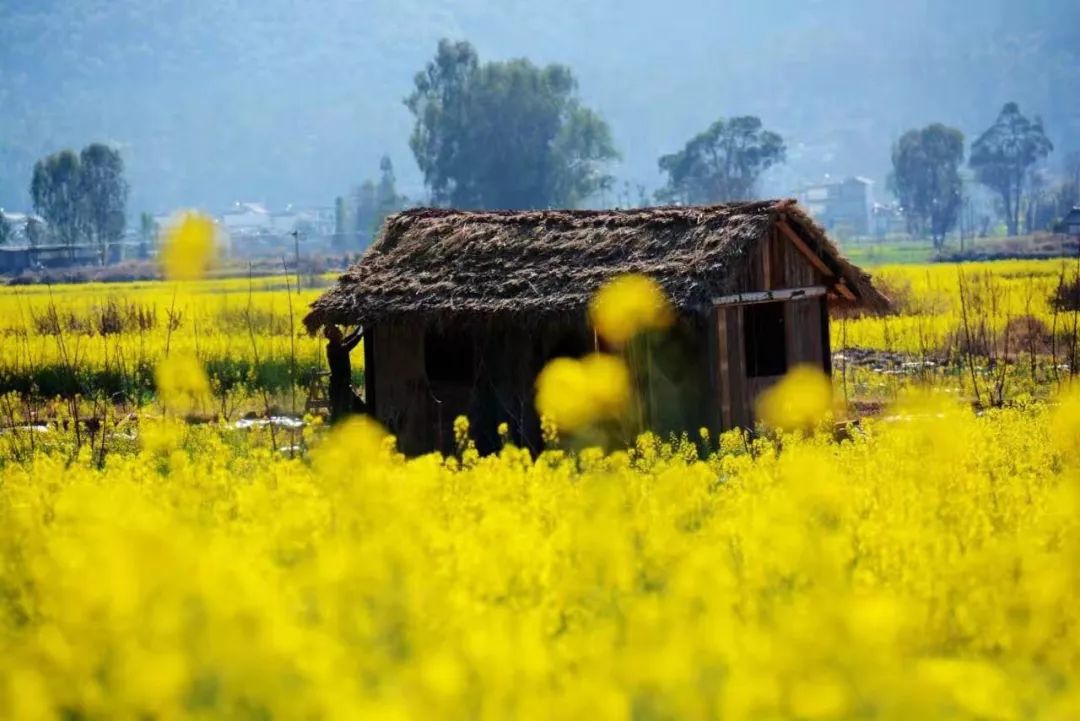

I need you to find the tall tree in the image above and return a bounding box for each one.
[889,123,965,250]
[138,212,157,259]
[30,150,83,252]
[657,116,785,204]
[79,143,129,251]
[970,102,1054,236]
[373,155,405,233]
[405,39,617,209]
[24,217,45,247]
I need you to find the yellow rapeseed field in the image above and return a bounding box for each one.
[0,254,1076,409]
[3,233,1080,719]
[0,276,335,409]
[2,393,1079,720]
[839,258,1078,355]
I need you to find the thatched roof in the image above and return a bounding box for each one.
[304,199,888,332]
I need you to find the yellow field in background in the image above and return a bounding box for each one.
[0,275,340,408]
[0,257,1076,409]
[839,258,1075,353]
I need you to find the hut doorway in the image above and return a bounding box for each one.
[744,301,788,379]
[424,327,476,453]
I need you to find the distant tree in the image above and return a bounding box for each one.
[657,116,785,205]
[888,123,965,250]
[138,212,157,259]
[24,216,45,247]
[373,156,406,233]
[970,102,1054,236]
[79,143,128,251]
[0,212,11,246]
[1066,151,1080,191]
[333,195,350,248]
[29,144,129,258]
[30,150,83,253]
[334,157,410,250]
[405,39,618,209]
[353,180,377,238]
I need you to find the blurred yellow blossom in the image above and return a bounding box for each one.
[589,274,673,345]
[756,364,833,431]
[160,211,218,281]
[154,354,210,414]
[313,413,393,475]
[535,353,631,431]
[1050,383,1080,460]
[788,674,850,720]
[1,393,1079,719]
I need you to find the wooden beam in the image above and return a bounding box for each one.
[834,280,857,302]
[776,219,834,278]
[713,285,827,307]
[777,218,863,303]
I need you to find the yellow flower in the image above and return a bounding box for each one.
[1050,384,1080,461]
[589,274,673,346]
[535,353,631,431]
[313,414,392,476]
[154,355,210,414]
[160,211,218,281]
[755,364,832,431]
[788,673,850,720]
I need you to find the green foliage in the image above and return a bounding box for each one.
[79,143,129,247]
[405,39,617,209]
[335,156,407,250]
[29,144,128,252]
[889,124,965,250]
[24,217,45,247]
[138,212,157,259]
[970,102,1053,236]
[374,156,405,233]
[657,116,785,204]
[31,150,83,248]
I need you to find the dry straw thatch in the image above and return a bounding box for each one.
[304,199,888,332]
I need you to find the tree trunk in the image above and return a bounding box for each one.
[1003,186,1018,237]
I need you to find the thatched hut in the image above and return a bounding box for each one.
[304,199,888,455]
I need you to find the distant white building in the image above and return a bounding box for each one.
[1059,207,1080,237]
[0,210,47,245]
[292,206,335,236]
[220,202,272,234]
[270,210,299,234]
[796,177,874,238]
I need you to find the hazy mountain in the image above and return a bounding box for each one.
[1,0,1077,215]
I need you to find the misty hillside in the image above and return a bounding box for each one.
[1,0,1077,214]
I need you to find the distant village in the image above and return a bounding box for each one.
[2,173,1078,278]
[0,172,1062,278]
[0,200,359,276]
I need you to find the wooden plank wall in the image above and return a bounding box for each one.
[785,298,824,369]
[371,323,430,455]
[710,225,835,431]
[726,306,753,428]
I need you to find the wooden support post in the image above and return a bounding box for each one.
[716,308,732,430]
[363,325,377,415]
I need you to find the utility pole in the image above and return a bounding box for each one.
[290,229,302,291]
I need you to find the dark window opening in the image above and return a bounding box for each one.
[549,329,590,360]
[744,302,788,378]
[425,329,475,384]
